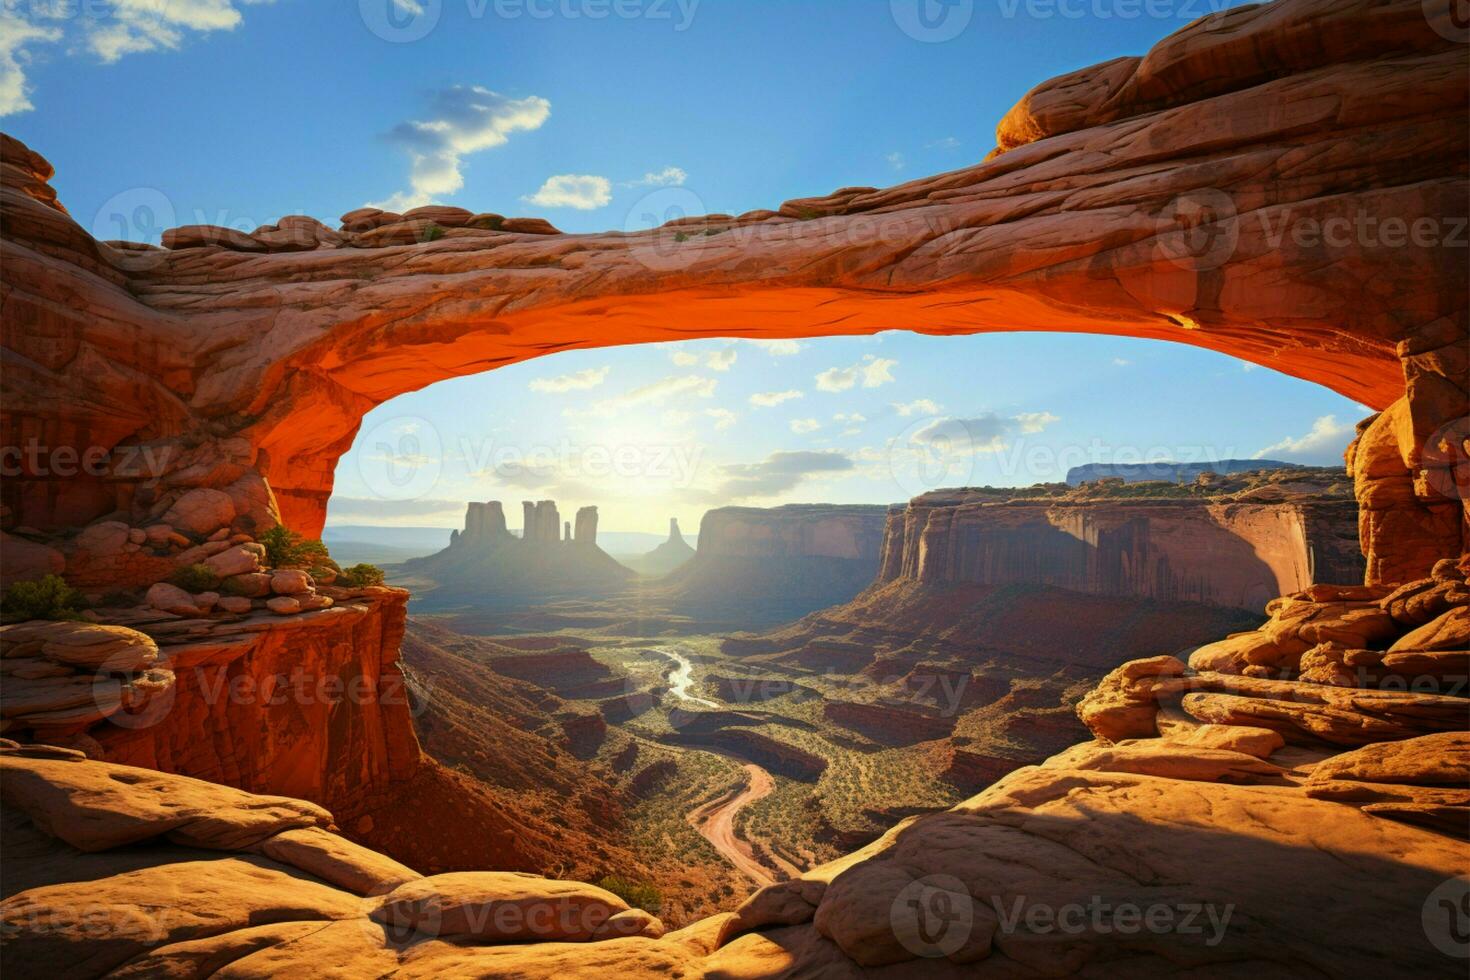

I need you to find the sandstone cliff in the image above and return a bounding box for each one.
[660,504,889,625]
[878,469,1363,611]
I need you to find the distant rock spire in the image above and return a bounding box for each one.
[668,517,684,544]
[574,506,598,546]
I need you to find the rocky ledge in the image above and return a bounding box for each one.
[3,559,1465,977]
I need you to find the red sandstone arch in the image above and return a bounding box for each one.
[1,0,1465,583]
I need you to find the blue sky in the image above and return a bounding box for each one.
[3,0,1365,533]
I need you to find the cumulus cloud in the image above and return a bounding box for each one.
[816,355,897,393]
[1112,357,1132,366]
[893,398,940,417]
[910,411,1059,455]
[374,85,550,211]
[789,418,821,434]
[1254,415,1354,462]
[668,349,700,366]
[705,347,738,372]
[2,0,276,116]
[705,408,737,430]
[886,151,905,171]
[529,366,609,393]
[746,339,803,356]
[750,389,803,408]
[624,166,686,187]
[703,450,853,501]
[526,173,611,210]
[568,374,717,418]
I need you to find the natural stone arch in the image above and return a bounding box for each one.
[1,0,1465,583]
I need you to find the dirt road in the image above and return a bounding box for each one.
[687,761,785,886]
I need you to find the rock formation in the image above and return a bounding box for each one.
[661,505,889,625]
[1,1,1463,585]
[1065,458,1300,485]
[396,499,631,610]
[878,469,1363,611]
[621,518,698,577]
[1,0,1467,975]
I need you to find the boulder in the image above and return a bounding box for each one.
[1162,723,1286,759]
[161,224,266,251]
[256,826,421,896]
[38,622,158,672]
[1390,606,1469,652]
[222,572,272,598]
[216,595,252,614]
[203,544,262,578]
[146,581,202,616]
[161,489,236,537]
[716,878,826,946]
[592,908,666,940]
[270,569,313,595]
[0,532,65,587]
[370,871,629,942]
[0,754,330,851]
[1045,740,1285,783]
[265,596,301,615]
[1074,655,1188,741]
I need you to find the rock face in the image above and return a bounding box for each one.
[396,499,632,610]
[878,470,1364,611]
[1,0,1464,583]
[661,505,889,624]
[1065,458,1301,485]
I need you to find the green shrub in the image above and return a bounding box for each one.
[1,575,83,623]
[470,215,504,231]
[673,231,689,242]
[259,526,331,569]
[420,223,445,242]
[596,875,662,913]
[337,563,385,588]
[168,563,220,592]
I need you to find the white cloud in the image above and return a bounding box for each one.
[1111,357,1132,367]
[750,390,803,408]
[789,418,821,434]
[746,339,803,356]
[0,12,59,115]
[625,166,686,187]
[893,398,940,417]
[886,151,905,171]
[529,366,609,393]
[668,350,700,367]
[376,85,550,211]
[1016,411,1060,434]
[700,450,853,502]
[526,173,611,210]
[1254,415,1353,461]
[925,136,961,149]
[909,412,1060,456]
[1241,362,1259,372]
[834,412,866,424]
[705,408,737,430]
[705,347,738,372]
[2,1,277,116]
[816,355,896,393]
[568,374,717,418]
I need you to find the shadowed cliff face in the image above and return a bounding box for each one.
[878,472,1364,611]
[1,0,1465,584]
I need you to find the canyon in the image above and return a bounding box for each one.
[1,0,1467,976]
